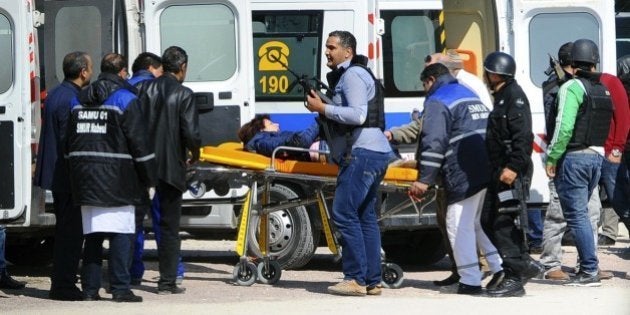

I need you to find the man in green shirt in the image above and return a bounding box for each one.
[545,39,613,287]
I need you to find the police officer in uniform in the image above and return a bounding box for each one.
[481,52,544,297]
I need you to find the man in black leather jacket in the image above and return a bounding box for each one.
[140,46,200,295]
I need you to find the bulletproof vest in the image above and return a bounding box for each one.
[567,77,613,150]
[325,63,385,131]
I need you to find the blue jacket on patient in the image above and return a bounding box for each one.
[245,121,320,159]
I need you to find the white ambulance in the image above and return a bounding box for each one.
[0,0,616,268]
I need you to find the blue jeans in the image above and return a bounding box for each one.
[527,209,543,248]
[554,151,602,275]
[131,193,185,280]
[82,232,134,296]
[612,160,630,230]
[332,148,393,287]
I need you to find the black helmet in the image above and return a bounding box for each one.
[571,39,599,64]
[483,52,516,77]
[558,42,573,67]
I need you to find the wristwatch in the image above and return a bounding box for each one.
[611,148,622,157]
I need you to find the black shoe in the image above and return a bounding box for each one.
[49,288,84,301]
[112,291,143,302]
[487,277,525,297]
[486,270,505,290]
[564,271,601,287]
[0,271,26,290]
[597,235,616,246]
[529,245,543,255]
[83,294,101,301]
[456,283,482,295]
[433,273,460,286]
[521,258,544,283]
[130,278,142,286]
[157,285,186,295]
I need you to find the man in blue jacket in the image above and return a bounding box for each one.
[409,63,503,295]
[34,51,93,301]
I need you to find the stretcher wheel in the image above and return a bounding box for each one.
[257,260,282,284]
[233,261,258,286]
[381,262,404,289]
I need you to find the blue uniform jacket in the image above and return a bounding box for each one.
[418,74,491,204]
[33,80,81,192]
[66,73,155,207]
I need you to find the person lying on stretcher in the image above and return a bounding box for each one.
[237,114,325,161]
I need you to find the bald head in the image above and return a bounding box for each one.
[425,50,463,72]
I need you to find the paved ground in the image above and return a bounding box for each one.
[1,227,629,315]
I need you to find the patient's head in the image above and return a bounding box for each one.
[237,114,278,144]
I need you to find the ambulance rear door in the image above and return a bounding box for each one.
[0,0,36,222]
[143,0,254,146]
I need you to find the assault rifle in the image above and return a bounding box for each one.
[544,53,565,82]
[269,54,334,105]
[497,140,530,250]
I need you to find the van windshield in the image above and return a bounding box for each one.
[252,11,323,101]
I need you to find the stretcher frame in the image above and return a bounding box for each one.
[192,143,437,287]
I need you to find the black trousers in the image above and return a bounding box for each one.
[480,182,531,278]
[50,191,84,292]
[155,181,183,289]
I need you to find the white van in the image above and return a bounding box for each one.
[1,0,616,268]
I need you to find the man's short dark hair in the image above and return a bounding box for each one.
[131,52,162,73]
[329,30,357,56]
[62,51,90,80]
[237,114,270,145]
[420,63,450,82]
[162,46,188,73]
[101,53,127,74]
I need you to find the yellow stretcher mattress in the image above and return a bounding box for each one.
[199,143,418,182]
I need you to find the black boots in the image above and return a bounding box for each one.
[487,277,525,297]
[0,269,26,290]
[433,273,461,286]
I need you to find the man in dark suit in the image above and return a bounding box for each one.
[34,51,93,301]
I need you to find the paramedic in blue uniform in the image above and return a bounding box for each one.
[409,63,503,295]
[306,30,395,296]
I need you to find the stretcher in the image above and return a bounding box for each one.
[193,142,437,287]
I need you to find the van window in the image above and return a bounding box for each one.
[160,4,237,82]
[381,10,441,97]
[0,13,12,93]
[529,12,599,87]
[252,11,323,101]
[617,14,630,58]
[55,6,102,82]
